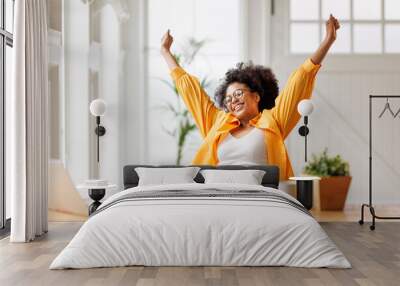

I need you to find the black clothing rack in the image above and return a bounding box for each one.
[359,95,400,230]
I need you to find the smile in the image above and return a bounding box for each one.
[233,103,244,112]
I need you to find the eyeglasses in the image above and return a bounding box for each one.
[223,89,250,106]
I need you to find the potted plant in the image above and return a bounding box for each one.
[303,148,351,210]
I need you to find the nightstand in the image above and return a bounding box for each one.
[289,176,321,210]
[76,182,117,215]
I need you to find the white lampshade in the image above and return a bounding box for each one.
[297,99,314,116]
[90,99,107,116]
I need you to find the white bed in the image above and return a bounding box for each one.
[50,183,351,269]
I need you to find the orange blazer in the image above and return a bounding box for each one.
[170,58,321,181]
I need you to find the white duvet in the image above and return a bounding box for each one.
[50,183,351,269]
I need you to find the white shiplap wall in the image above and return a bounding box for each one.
[271,0,400,205]
[286,71,400,205]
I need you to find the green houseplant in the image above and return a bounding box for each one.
[303,148,352,210]
[158,38,212,165]
[304,148,350,177]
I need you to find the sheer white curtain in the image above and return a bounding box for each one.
[8,0,48,242]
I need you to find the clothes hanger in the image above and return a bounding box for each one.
[378,97,395,118]
[394,105,400,118]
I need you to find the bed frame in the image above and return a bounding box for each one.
[123,165,280,189]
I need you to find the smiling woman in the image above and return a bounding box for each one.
[161,15,340,180]
[214,63,279,137]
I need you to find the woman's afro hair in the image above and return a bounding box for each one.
[214,62,279,111]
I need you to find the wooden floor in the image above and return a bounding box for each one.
[1,221,399,286]
[48,209,87,222]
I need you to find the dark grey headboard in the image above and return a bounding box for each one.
[123,165,280,190]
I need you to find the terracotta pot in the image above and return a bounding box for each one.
[319,176,352,211]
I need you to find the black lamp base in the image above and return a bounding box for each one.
[88,188,106,215]
[296,180,313,210]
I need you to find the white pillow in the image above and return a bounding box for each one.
[135,167,200,186]
[200,169,266,185]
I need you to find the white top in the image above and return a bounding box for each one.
[217,127,267,165]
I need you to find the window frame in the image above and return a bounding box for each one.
[273,0,400,73]
[288,0,400,55]
[0,0,13,233]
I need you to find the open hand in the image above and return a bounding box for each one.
[161,29,174,54]
[325,14,340,42]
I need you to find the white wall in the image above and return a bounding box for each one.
[62,0,137,196]
[120,0,147,167]
[64,0,90,188]
[291,71,400,205]
[271,0,400,205]
[98,4,123,193]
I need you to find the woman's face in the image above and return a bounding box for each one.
[225,82,260,121]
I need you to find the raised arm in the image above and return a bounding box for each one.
[161,30,180,71]
[272,15,340,139]
[311,14,340,65]
[161,30,220,138]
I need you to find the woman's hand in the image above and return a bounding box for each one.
[325,14,340,43]
[160,30,180,71]
[310,14,340,65]
[161,29,174,54]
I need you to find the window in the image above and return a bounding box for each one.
[147,0,242,163]
[289,0,400,54]
[0,0,14,233]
